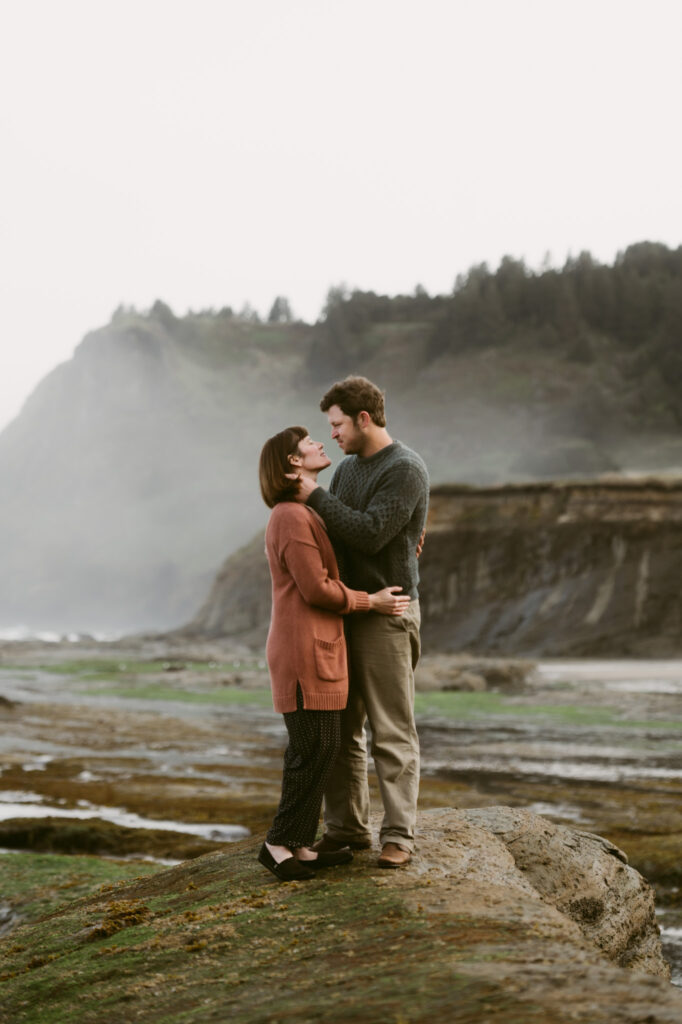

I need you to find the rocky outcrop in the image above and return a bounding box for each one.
[179,476,682,656]
[427,807,665,976]
[398,807,681,1022]
[3,807,680,1024]
[178,533,272,646]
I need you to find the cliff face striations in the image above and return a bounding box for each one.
[420,477,682,655]
[181,477,682,656]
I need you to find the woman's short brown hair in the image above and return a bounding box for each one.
[319,375,386,427]
[259,425,308,508]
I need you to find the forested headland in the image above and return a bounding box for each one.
[309,240,682,424]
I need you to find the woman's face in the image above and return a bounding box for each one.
[291,435,332,474]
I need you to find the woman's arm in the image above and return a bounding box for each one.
[282,541,411,616]
[281,537,370,613]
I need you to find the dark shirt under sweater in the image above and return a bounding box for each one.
[306,441,429,599]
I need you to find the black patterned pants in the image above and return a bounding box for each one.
[266,686,341,848]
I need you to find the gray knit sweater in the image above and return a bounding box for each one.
[307,441,429,600]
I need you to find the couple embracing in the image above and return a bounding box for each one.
[257,375,429,881]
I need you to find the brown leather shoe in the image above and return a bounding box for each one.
[312,834,372,853]
[377,842,412,868]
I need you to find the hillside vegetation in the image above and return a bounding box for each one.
[1,242,680,633]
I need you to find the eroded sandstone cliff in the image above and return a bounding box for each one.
[420,477,682,655]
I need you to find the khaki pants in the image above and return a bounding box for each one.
[323,600,421,852]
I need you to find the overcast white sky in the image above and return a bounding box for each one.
[1,0,680,431]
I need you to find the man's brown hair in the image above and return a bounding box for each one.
[258,426,307,508]
[319,375,386,427]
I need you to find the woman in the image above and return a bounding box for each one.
[257,426,410,881]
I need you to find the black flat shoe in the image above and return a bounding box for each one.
[258,843,315,882]
[313,834,371,852]
[306,847,354,869]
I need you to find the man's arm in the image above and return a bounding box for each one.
[306,467,426,555]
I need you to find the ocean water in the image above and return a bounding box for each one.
[0,625,121,643]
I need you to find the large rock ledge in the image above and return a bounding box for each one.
[2,807,681,1023]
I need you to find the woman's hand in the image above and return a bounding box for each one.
[369,586,411,616]
[416,528,426,558]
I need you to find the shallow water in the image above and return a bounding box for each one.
[423,752,682,784]
[3,659,682,815]
[0,626,121,643]
[0,790,248,841]
[657,912,682,988]
[537,660,682,685]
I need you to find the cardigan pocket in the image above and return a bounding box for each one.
[313,634,347,681]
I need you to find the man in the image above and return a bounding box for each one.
[291,375,429,867]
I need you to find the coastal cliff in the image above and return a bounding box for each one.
[179,476,682,656]
[419,476,682,655]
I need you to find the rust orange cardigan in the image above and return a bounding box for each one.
[264,501,370,713]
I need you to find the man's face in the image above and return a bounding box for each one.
[326,404,364,454]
